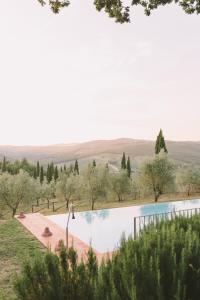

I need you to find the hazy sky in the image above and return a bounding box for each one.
[0,1,200,145]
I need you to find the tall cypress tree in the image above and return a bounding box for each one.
[155,129,168,154]
[46,164,51,183]
[50,162,54,180]
[33,168,37,179]
[93,160,96,167]
[64,165,66,172]
[54,166,59,181]
[36,161,40,177]
[2,156,6,172]
[121,152,126,169]
[74,160,79,175]
[126,156,131,178]
[40,166,44,184]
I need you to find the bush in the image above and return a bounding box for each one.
[15,216,200,300]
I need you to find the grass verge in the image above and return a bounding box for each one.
[0,219,45,300]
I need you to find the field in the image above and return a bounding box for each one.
[0,219,45,300]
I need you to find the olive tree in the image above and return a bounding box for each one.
[139,156,175,202]
[56,173,78,208]
[109,170,131,202]
[176,167,200,196]
[83,164,108,210]
[0,170,37,217]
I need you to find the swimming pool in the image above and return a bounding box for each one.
[47,199,200,253]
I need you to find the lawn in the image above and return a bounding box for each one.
[0,219,45,300]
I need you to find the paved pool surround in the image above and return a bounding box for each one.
[16,213,110,262]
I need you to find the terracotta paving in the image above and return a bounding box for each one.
[16,213,112,263]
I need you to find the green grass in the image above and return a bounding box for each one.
[0,219,45,300]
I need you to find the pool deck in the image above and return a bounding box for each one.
[16,213,111,263]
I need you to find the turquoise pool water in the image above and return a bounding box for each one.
[47,199,200,253]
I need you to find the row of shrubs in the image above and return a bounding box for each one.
[15,215,200,300]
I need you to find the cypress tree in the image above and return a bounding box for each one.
[33,168,37,179]
[46,164,51,183]
[155,129,168,154]
[64,165,66,172]
[74,160,79,175]
[93,160,96,167]
[2,156,6,172]
[40,166,44,184]
[54,166,59,181]
[60,166,63,173]
[36,161,40,177]
[50,162,54,180]
[126,156,131,178]
[121,152,126,169]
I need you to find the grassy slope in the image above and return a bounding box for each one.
[0,219,45,300]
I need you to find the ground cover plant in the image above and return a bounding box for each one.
[15,215,200,300]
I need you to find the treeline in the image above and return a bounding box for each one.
[15,214,200,300]
[0,157,79,182]
[1,129,200,216]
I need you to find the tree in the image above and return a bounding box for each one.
[110,170,131,202]
[40,166,44,184]
[2,156,6,172]
[36,0,200,23]
[139,156,175,202]
[155,129,168,155]
[56,173,78,208]
[84,164,108,210]
[0,170,36,217]
[176,167,200,196]
[36,161,40,177]
[126,156,131,178]
[47,163,54,183]
[54,166,59,181]
[93,160,96,167]
[41,180,56,202]
[74,160,79,175]
[121,152,126,170]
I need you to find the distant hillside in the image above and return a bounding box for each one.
[0,139,200,168]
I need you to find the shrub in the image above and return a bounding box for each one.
[15,216,200,300]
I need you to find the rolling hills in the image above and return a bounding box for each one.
[0,138,200,168]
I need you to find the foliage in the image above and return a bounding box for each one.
[126,156,131,178]
[56,173,78,208]
[83,164,109,210]
[15,215,200,300]
[139,156,175,201]
[37,0,200,23]
[177,166,200,196]
[110,170,131,201]
[74,160,79,175]
[0,171,37,217]
[155,129,168,155]
[121,152,126,169]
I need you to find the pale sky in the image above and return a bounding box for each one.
[0,0,200,145]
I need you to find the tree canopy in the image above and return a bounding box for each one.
[37,0,200,23]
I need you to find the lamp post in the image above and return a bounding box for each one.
[66,202,75,249]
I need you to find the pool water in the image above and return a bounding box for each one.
[47,199,200,253]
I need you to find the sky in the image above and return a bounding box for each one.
[0,0,200,145]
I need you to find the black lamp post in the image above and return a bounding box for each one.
[66,202,75,249]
